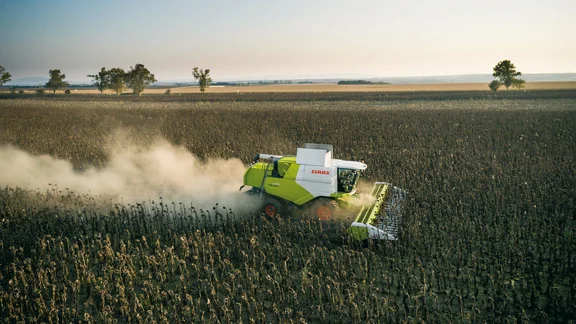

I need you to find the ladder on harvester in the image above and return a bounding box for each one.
[259,158,273,198]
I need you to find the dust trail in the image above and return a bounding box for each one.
[0,139,257,213]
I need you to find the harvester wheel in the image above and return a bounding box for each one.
[310,198,340,221]
[261,197,283,218]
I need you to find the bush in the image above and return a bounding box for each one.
[18,90,24,94]
[512,78,526,89]
[489,80,502,92]
[64,89,71,94]
[35,88,45,95]
[165,89,171,95]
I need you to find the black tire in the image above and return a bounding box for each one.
[261,197,283,218]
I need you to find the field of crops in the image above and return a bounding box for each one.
[1,92,575,322]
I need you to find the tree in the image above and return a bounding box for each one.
[511,78,526,89]
[192,67,212,93]
[488,80,502,92]
[0,65,11,86]
[492,60,525,90]
[45,69,69,93]
[88,67,110,94]
[126,63,157,96]
[108,68,127,96]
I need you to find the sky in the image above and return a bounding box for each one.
[0,0,575,82]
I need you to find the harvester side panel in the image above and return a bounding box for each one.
[263,177,315,205]
[243,163,272,188]
[295,165,334,195]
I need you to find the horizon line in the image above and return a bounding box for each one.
[5,71,576,85]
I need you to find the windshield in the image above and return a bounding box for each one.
[337,168,361,193]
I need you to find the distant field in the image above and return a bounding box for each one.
[164,81,576,94]
[4,81,576,95]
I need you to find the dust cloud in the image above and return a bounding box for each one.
[0,139,257,213]
[353,180,378,206]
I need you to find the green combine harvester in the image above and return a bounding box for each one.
[239,144,405,240]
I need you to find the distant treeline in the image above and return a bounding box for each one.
[338,80,391,85]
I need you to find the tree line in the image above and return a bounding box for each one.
[337,80,391,85]
[0,60,525,93]
[88,65,211,95]
[87,64,157,96]
[0,64,212,95]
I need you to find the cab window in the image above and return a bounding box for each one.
[337,168,360,193]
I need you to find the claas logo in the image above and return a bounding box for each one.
[311,170,330,175]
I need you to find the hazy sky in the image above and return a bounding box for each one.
[1,0,574,81]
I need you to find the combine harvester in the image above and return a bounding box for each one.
[239,144,405,240]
